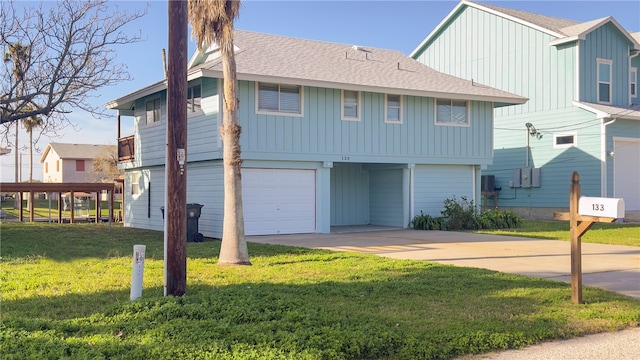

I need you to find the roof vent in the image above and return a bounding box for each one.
[352,45,363,51]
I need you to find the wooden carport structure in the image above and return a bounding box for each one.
[0,182,117,224]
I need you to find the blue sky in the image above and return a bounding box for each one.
[2,0,639,182]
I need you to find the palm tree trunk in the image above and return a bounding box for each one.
[217,23,250,265]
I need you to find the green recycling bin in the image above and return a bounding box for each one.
[186,203,204,242]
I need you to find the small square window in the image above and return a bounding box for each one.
[342,90,360,121]
[146,98,161,124]
[76,160,85,172]
[188,83,202,113]
[385,94,402,123]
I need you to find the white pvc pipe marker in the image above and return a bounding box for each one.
[130,244,146,300]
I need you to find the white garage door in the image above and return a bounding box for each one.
[242,169,316,235]
[614,139,640,210]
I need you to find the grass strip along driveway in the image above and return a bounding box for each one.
[1,223,639,359]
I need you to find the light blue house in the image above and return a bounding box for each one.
[411,0,640,220]
[107,30,525,237]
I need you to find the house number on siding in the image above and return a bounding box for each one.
[341,156,350,160]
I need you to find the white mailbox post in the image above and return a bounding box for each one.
[578,197,625,219]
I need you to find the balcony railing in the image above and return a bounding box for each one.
[118,135,135,162]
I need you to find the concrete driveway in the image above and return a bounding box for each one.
[248,229,640,300]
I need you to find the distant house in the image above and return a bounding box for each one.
[107,30,526,237]
[411,0,640,219]
[40,143,122,199]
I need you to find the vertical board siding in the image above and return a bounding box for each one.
[413,165,473,216]
[330,163,369,226]
[580,22,634,106]
[369,169,404,227]
[238,81,494,163]
[414,6,575,117]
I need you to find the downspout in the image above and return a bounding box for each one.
[601,118,617,197]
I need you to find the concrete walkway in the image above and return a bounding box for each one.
[248,229,640,359]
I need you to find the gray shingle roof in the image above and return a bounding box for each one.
[40,143,116,163]
[197,30,526,104]
[471,1,579,34]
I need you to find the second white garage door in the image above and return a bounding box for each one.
[242,169,316,235]
[614,139,640,211]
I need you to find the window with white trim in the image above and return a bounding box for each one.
[631,67,637,98]
[553,133,577,149]
[597,58,612,104]
[385,94,402,123]
[257,82,302,115]
[436,99,469,126]
[131,172,141,195]
[145,98,161,124]
[341,90,360,121]
[187,83,202,113]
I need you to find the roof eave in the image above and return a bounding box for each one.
[201,69,528,106]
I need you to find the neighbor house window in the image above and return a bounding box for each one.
[45,163,48,173]
[257,82,302,115]
[56,160,59,172]
[597,58,612,104]
[554,133,577,149]
[436,99,469,126]
[631,67,637,98]
[76,160,85,172]
[385,94,402,123]
[146,98,161,124]
[341,90,360,121]
[131,172,141,195]
[187,83,202,112]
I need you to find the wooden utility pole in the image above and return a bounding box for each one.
[165,0,188,296]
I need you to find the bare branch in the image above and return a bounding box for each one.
[0,0,147,129]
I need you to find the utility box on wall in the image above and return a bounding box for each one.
[509,167,541,188]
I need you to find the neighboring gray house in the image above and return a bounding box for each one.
[107,30,525,237]
[411,0,640,219]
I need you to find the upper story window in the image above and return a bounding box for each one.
[553,133,577,149]
[45,162,48,173]
[436,99,469,126]
[257,82,302,116]
[385,94,402,124]
[56,160,59,172]
[341,90,360,121]
[631,67,637,98]
[76,160,85,172]
[187,83,202,113]
[146,98,162,124]
[597,58,612,104]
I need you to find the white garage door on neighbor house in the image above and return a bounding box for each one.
[614,138,640,211]
[242,168,316,235]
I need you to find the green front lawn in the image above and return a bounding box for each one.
[474,220,640,247]
[1,199,121,219]
[1,222,639,359]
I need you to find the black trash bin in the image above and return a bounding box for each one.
[186,203,204,242]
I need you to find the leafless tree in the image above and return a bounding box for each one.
[188,0,249,265]
[89,146,123,183]
[0,0,147,143]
